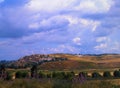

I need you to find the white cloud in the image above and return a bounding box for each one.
[29,22,40,29]
[96,37,109,42]
[25,0,74,12]
[75,0,114,13]
[25,0,113,14]
[63,15,100,32]
[43,44,77,53]
[95,43,107,50]
[58,45,76,52]
[74,1,97,12]
[73,37,81,45]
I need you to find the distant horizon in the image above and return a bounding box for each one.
[0,53,120,61]
[0,0,120,60]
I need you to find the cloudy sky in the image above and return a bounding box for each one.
[0,0,120,60]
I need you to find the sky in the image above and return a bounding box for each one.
[0,0,120,60]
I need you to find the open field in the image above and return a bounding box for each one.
[0,79,120,88]
[49,54,120,63]
[37,54,120,70]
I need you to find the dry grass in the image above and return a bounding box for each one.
[0,79,120,88]
[48,54,120,69]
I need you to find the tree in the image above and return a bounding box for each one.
[15,71,22,78]
[113,70,120,77]
[46,73,52,78]
[15,71,28,78]
[22,71,28,78]
[65,72,75,80]
[103,71,111,78]
[39,71,46,78]
[31,65,38,78]
[0,64,7,79]
[52,72,57,78]
[92,72,101,78]
[6,72,12,80]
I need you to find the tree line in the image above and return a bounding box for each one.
[1,64,120,81]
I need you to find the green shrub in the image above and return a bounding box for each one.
[6,72,12,80]
[113,70,120,77]
[39,71,46,78]
[52,72,66,79]
[65,72,75,80]
[47,73,52,78]
[92,72,101,78]
[22,72,28,78]
[52,72,58,78]
[15,71,28,78]
[15,71,23,78]
[103,71,111,78]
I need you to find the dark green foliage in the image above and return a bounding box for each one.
[64,72,75,80]
[52,72,65,79]
[46,73,52,78]
[52,71,75,80]
[15,71,28,78]
[92,72,101,78]
[113,70,120,77]
[38,71,46,78]
[103,71,111,78]
[0,64,6,73]
[55,72,65,79]
[31,65,38,78]
[0,64,7,79]
[22,72,28,78]
[52,72,58,78]
[5,72,12,80]
[15,71,23,78]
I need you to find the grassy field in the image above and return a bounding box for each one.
[39,54,120,70]
[0,79,120,88]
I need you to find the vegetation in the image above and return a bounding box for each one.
[92,72,102,78]
[1,54,120,87]
[113,70,120,77]
[103,71,112,78]
[15,71,27,78]
[0,79,120,88]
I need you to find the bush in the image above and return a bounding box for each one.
[39,71,46,78]
[113,70,120,77]
[15,71,23,78]
[22,72,28,78]
[15,71,28,78]
[65,72,75,80]
[6,72,12,80]
[52,72,66,79]
[52,72,58,78]
[92,72,101,78]
[103,71,111,78]
[46,73,52,78]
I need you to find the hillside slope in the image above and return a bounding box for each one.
[11,54,120,70]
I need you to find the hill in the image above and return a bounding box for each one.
[6,54,120,70]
